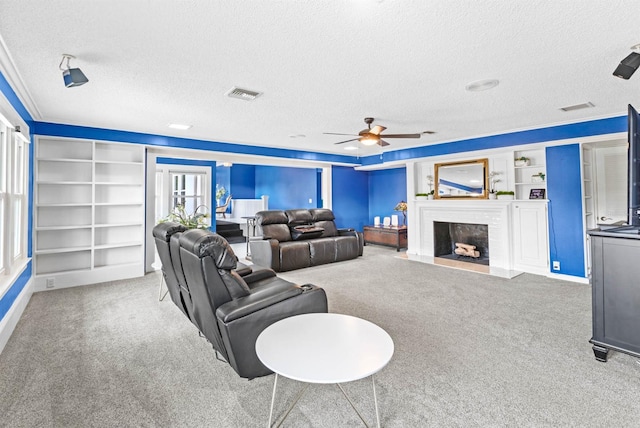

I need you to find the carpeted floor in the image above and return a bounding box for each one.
[1,245,639,427]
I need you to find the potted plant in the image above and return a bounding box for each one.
[488,171,502,199]
[425,174,435,199]
[415,192,429,201]
[531,172,546,183]
[159,204,210,229]
[496,190,515,200]
[515,156,530,167]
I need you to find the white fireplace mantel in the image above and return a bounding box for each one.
[406,199,549,278]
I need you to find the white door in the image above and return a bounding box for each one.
[594,146,627,225]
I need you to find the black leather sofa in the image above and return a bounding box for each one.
[152,222,328,379]
[250,208,364,272]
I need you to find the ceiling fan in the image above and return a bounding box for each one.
[325,117,434,147]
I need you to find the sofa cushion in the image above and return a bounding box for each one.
[334,236,359,262]
[310,208,335,221]
[278,241,311,271]
[285,209,314,225]
[313,220,338,237]
[261,224,292,242]
[256,210,289,225]
[309,238,337,266]
[219,269,252,299]
[290,225,325,240]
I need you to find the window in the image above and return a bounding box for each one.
[0,115,29,289]
[155,164,211,226]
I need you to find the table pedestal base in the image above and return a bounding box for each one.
[267,373,381,428]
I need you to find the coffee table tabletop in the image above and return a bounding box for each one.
[256,313,394,384]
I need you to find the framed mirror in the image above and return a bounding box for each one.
[434,158,488,199]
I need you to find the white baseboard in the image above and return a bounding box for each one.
[0,276,33,355]
[546,271,590,284]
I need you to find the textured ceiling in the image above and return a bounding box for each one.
[1,0,639,157]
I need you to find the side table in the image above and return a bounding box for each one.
[241,216,257,260]
[363,225,407,251]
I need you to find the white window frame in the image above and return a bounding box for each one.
[0,114,30,297]
[156,164,211,226]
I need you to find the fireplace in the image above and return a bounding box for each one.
[408,200,523,278]
[433,221,489,266]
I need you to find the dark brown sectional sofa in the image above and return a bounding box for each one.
[249,208,364,272]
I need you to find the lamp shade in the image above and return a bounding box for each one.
[63,68,89,87]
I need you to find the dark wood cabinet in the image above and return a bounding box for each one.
[588,229,640,362]
[363,226,407,251]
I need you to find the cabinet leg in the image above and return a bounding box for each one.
[592,345,609,362]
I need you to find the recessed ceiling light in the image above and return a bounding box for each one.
[465,79,499,92]
[168,123,192,130]
[344,146,358,151]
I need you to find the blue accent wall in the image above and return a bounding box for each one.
[368,167,408,226]
[546,144,585,277]
[0,263,32,322]
[255,165,317,210]
[331,166,369,230]
[215,166,231,210]
[230,164,256,199]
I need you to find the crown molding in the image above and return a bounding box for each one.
[0,34,41,121]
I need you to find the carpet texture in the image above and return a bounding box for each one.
[1,245,639,427]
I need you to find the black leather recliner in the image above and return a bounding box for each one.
[177,228,328,379]
[152,222,192,320]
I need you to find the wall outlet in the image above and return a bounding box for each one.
[308,198,313,204]
[45,278,55,288]
[552,261,560,270]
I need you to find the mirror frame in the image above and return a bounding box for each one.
[434,158,489,199]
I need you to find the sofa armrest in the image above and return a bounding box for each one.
[242,266,278,288]
[215,282,328,378]
[217,281,321,323]
[338,229,364,256]
[249,238,280,271]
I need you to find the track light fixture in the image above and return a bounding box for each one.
[59,54,89,87]
[613,44,640,80]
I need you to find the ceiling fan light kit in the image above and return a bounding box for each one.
[326,117,427,148]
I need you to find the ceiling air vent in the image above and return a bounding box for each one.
[560,102,595,112]
[226,87,262,101]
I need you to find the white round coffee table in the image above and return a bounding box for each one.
[256,313,394,428]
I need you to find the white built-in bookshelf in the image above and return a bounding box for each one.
[513,148,547,200]
[34,137,145,290]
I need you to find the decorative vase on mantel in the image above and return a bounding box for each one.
[489,192,497,200]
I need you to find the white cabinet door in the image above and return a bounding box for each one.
[512,201,549,274]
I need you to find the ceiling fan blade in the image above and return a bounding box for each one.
[369,125,386,135]
[334,138,360,145]
[379,133,422,139]
[324,132,359,136]
[378,139,390,147]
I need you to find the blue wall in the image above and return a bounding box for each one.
[255,165,318,210]
[368,167,408,226]
[331,166,370,230]
[230,164,256,199]
[546,144,585,277]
